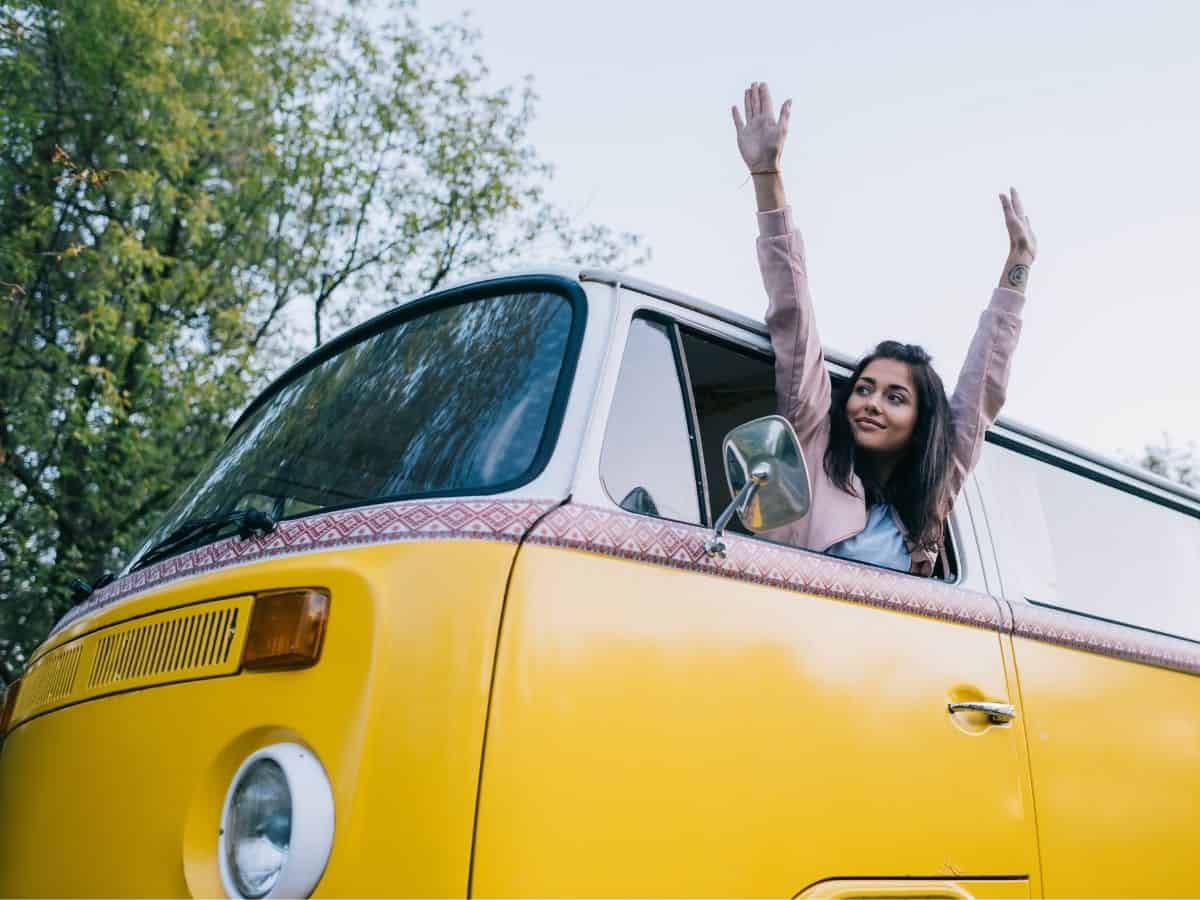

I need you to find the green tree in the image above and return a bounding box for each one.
[0,0,643,682]
[1136,435,1198,489]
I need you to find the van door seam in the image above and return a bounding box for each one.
[1002,623,1048,897]
[465,495,570,898]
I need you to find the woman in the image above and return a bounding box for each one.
[732,82,1036,576]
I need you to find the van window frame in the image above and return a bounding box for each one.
[982,430,1200,642]
[669,319,713,525]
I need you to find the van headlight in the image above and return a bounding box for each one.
[219,743,334,899]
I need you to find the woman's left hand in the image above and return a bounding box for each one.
[999,187,1036,292]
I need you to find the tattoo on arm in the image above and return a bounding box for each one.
[1006,264,1028,288]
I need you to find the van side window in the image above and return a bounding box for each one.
[982,443,1200,641]
[600,317,702,524]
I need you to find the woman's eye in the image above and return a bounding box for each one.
[889,393,906,405]
[854,384,870,395]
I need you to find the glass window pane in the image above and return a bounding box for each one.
[985,444,1200,640]
[979,445,1060,602]
[601,319,701,524]
[130,291,574,565]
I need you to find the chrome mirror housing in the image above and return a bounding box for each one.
[704,415,811,558]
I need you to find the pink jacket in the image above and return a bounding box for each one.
[756,207,1025,576]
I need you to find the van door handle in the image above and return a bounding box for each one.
[947,701,1016,724]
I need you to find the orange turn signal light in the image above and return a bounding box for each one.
[0,677,21,738]
[243,589,330,671]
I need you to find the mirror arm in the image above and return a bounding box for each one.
[704,462,771,559]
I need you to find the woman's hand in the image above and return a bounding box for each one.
[999,187,1037,292]
[732,82,792,175]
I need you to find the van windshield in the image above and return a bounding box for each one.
[127,288,576,569]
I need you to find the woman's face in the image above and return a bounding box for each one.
[846,358,918,457]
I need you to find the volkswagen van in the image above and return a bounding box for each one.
[2,269,1198,898]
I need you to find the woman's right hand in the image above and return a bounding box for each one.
[732,82,792,175]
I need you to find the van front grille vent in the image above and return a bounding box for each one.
[89,606,241,689]
[10,596,252,727]
[21,642,83,710]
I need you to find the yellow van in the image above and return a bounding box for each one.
[2,270,1198,898]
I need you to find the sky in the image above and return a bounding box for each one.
[417,0,1200,462]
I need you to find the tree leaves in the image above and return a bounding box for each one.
[0,0,644,681]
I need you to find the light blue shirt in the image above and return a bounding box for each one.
[825,503,911,572]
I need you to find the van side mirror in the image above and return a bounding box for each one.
[704,415,811,558]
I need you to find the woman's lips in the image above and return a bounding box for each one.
[854,418,885,431]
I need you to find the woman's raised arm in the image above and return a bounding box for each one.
[941,188,1036,514]
[733,82,831,442]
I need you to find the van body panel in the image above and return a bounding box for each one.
[0,530,533,897]
[472,507,1039,897]
[975,433,1200,897]
[1008,630,1200,897]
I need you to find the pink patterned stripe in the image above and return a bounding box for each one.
[51,498,558,636]
[1012,603,1200,676]
[52,498,1200,678]
[525,504,1005,631]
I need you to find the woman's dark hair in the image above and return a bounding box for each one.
[824,341,955,551]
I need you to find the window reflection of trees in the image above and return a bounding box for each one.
[132,292,571,559]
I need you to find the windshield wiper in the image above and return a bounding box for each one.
[129,509,276,573]
[71,572,116,600]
